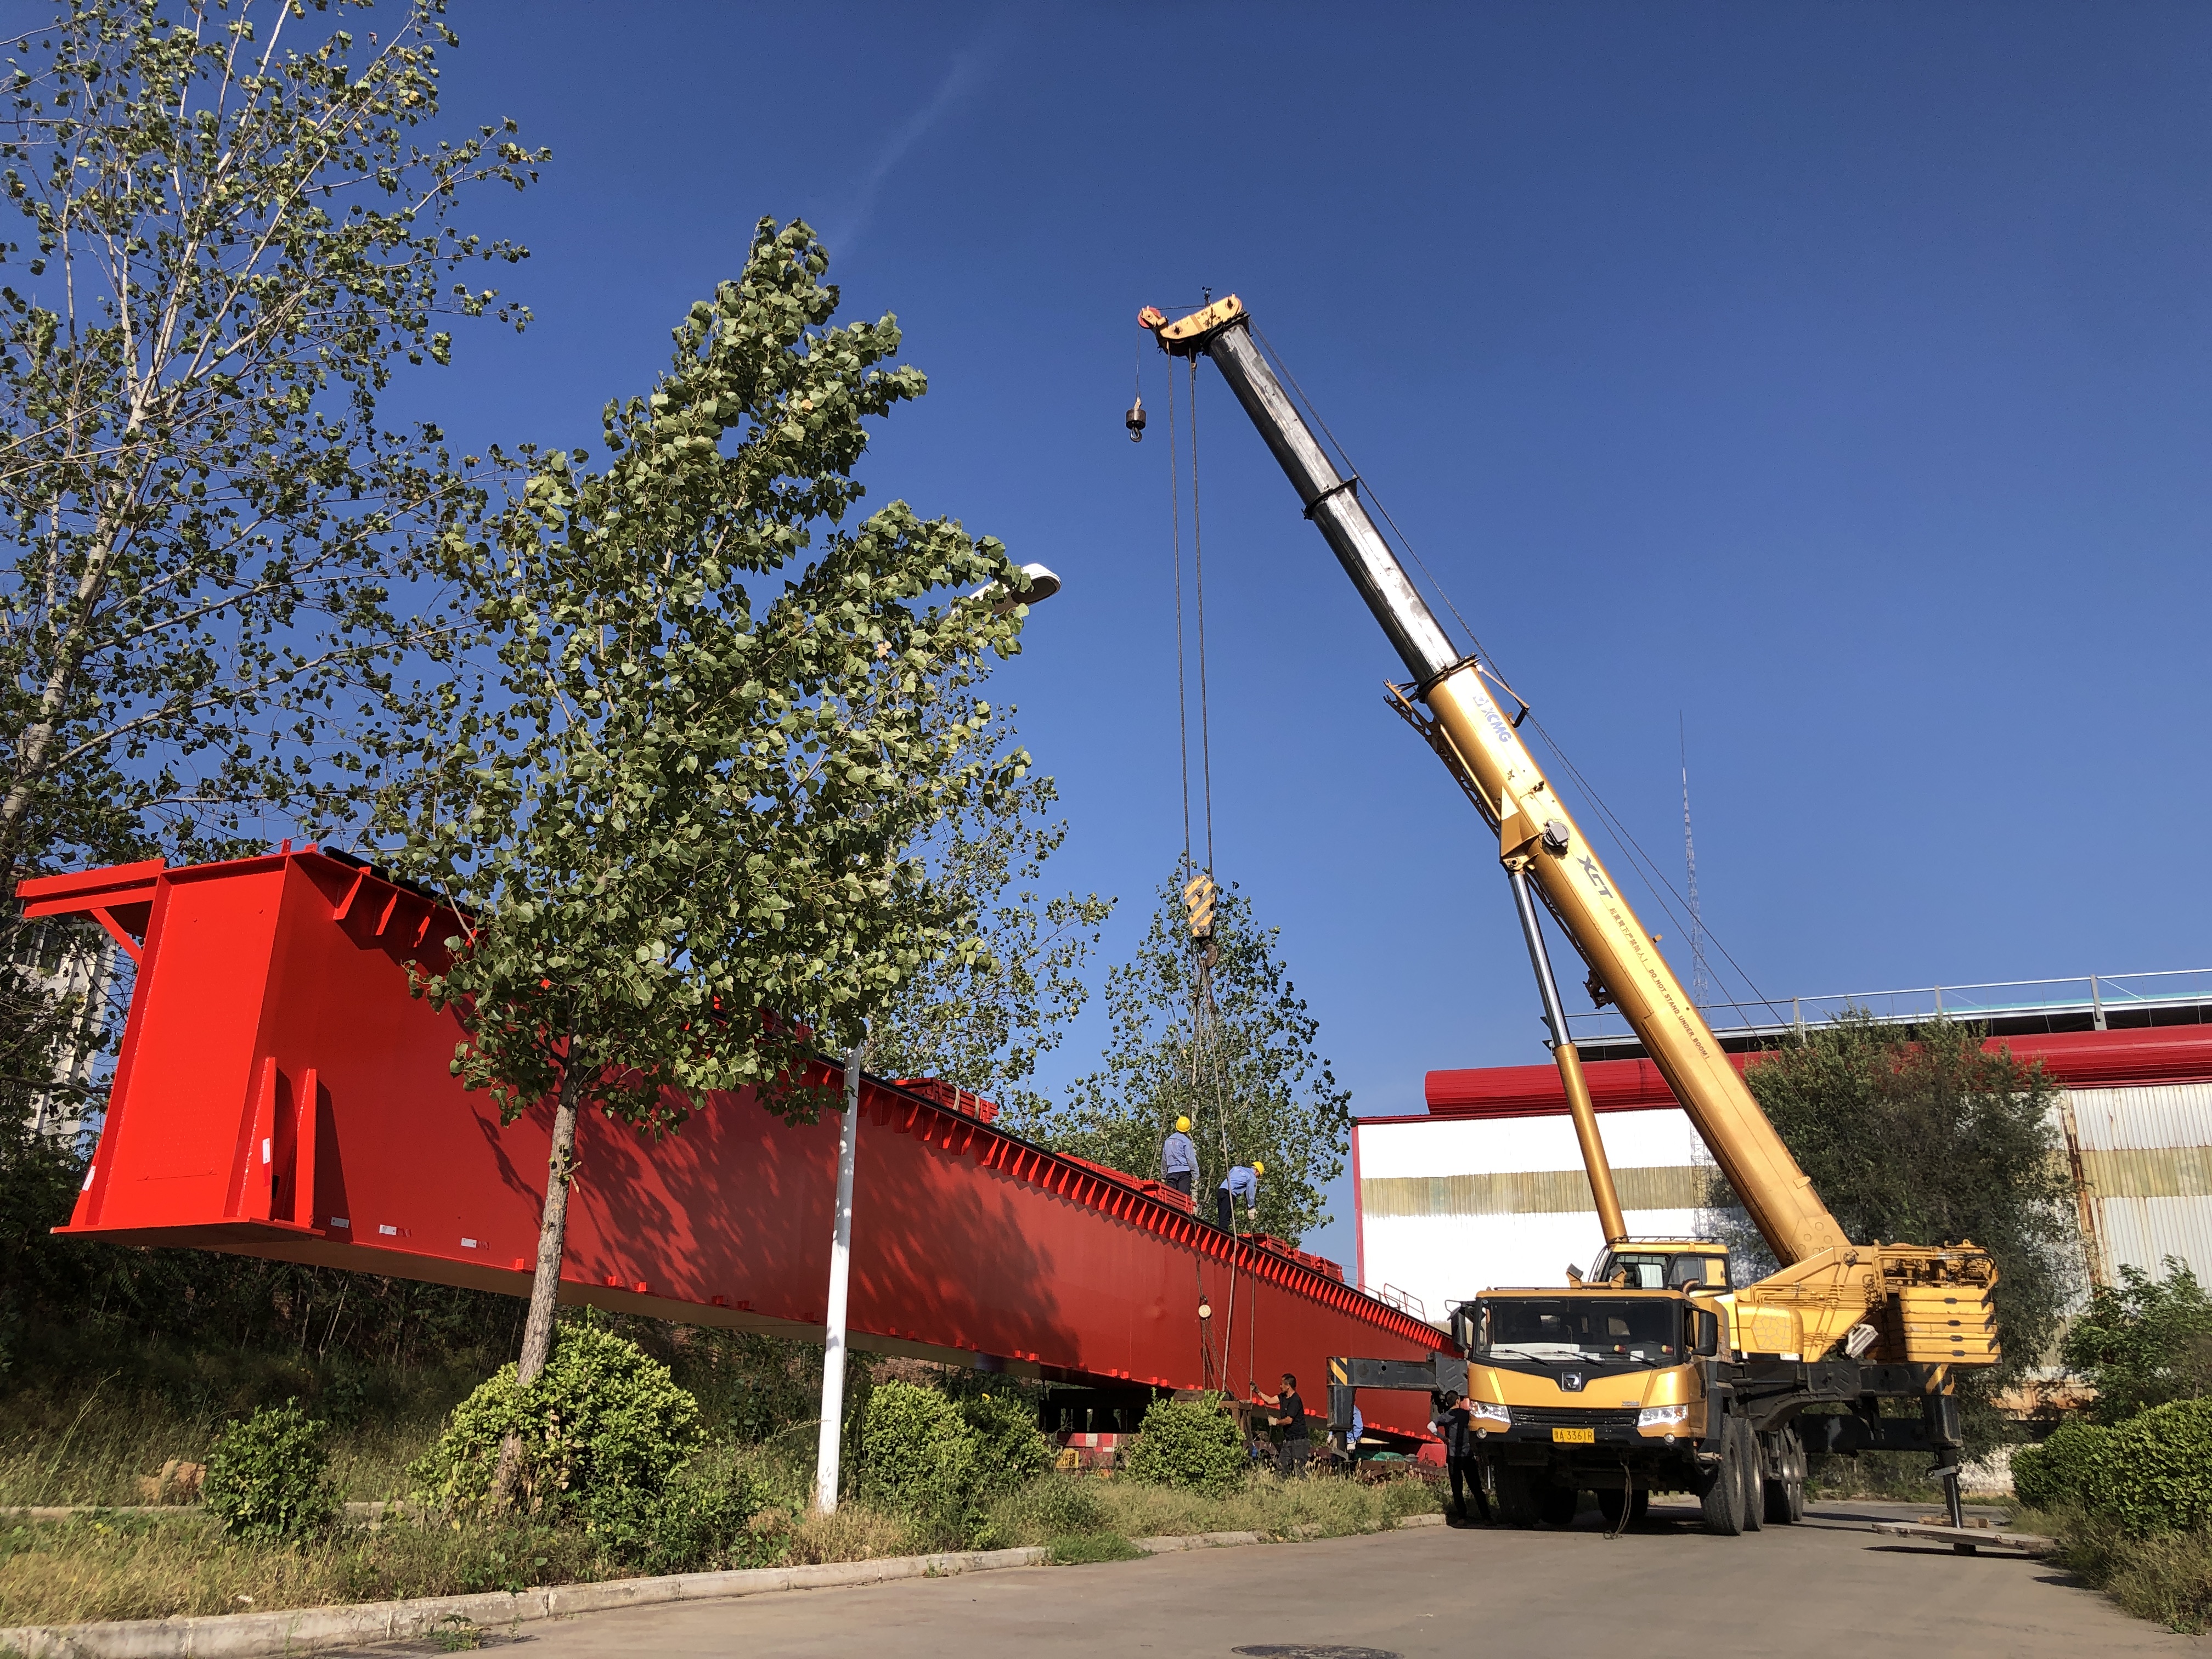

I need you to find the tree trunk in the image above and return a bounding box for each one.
[491,1057,587,1509]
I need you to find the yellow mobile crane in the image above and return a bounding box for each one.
[1141,296,1998,1536]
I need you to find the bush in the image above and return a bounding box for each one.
[2013,1421,2118,1513]
[856,1380,974,1525]
[410,1325,702,1522]
[1124,1396,1244,1496]
[960,1392,1051,1508]
[584,1442,776,1572]
[2061,1259,2212,1423]
[2105,1399,2212,1534]
[2019,1400,2212,1535]
[203,1400,338,1541]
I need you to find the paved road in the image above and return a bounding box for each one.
[408,1500,2200,1659]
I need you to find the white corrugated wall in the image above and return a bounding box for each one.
[2062,1082,2212,1283]
[1356,1111,1723,1322]
[1357,1079,2212,1316]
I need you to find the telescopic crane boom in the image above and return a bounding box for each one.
[1150,296,1999,1477]
[1143,296,1846,1263]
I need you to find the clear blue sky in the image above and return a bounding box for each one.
[405,1,2212,1268]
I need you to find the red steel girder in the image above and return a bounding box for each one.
[23,851,1447,1436]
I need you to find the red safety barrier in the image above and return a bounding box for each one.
[21,850,1448,1437]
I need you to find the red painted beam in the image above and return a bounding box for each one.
[35,852,1447,1437]
[1423,1024,2212,1119]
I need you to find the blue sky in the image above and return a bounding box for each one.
[402,1,2212,1267]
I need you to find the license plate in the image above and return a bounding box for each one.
[1551,1427,1595,1444]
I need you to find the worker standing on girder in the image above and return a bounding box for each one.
[1163,1116,1198,1198]
[1216,1159,1261,1234]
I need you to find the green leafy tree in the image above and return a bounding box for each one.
[1014,876,1350,1243]
[2061,1259,2212,1423]
[373,219,1037,1409]
[867,753,1111,1116]
[0,0,540,1109]
[1741,1013,2081,1444]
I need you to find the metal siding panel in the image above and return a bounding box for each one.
[2092,1195,2212,1283]
[2064,1084,2212,1152]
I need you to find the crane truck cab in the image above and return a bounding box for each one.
[1446,1282,1765,1531]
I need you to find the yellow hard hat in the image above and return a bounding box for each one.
[1175,1116,1191,1132]
[1252,1160,1266,1176]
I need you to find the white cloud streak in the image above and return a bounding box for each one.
[827,31,1005,259]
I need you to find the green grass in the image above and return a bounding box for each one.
[0,1347,1442,1630]
[1046,1531,1143,1565]
[2015,1506,2212,1634]
[0,1358,485,1509]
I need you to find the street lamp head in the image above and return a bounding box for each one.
[972,562,1062,617]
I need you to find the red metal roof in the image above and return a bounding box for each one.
[1421,1025,2212,1120]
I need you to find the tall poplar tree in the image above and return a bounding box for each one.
[1015,876,1351,1244]
[375,219,1040,1407]
[0,0,539,1110]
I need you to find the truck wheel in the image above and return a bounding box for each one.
[1494,1465,1541,1528]
[1538,1484,1579,1527]
[1764,1425,1805,1526]
[1699,1420,1746,1536]
[1738,1419,1765,1532]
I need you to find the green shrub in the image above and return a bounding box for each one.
[960,1392,1051,1508]
[856,1380,975,1524]
[1124,1396,1244,1496]
[2061,1259,2212,1423]
[582,1442,775,1572]
[2105,1398,2212,1534]
[2014,1421,2119,1513]
[410,1326,702,1521]
[2020,1400,2212,1536]
[203,1400,338,1540]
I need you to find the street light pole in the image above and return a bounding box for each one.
[814,1039,866,1514]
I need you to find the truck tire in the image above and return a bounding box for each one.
[1738,1419,1764,1532]
[1699,1419,1746,1536]
[1494,1465,1541,1528]
[1538,1483,1580,1527]
[1764,1425,1806,1526]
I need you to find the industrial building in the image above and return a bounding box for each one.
[1355,972,2212,1323]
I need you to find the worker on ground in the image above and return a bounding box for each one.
[1430,1390,1491,1525]
[1256,1371,1311,1475]
[1163,1116,1198,1197]
[1217,1158,1262,1233]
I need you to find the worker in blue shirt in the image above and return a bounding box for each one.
[1163,1116,1198,1198]
[1217,1159,1262,1233]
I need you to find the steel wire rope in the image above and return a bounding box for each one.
[1248,323,1786,1026]
[1523,713,1787,1026]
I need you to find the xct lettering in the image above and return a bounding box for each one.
[1579,855,1613,898]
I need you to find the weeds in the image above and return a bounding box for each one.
[2021,1506,2212,1634]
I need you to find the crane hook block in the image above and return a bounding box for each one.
[1126,394,1146,443]
[1184,871,1217,940]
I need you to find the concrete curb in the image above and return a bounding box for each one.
[0,1547,1047,1658]
[0,1510,1448,1657]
